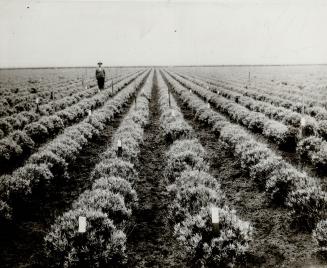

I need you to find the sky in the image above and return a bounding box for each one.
[0,0,327,68]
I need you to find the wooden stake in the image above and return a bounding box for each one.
[117,139,122,157]
[211,207,220,235]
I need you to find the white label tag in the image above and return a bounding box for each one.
[301,118,306,126]
[35,98,39,104]
[171,110,175,116]
[117,139,122,147]
[88,110,92,116]
[217,91,220,95]
[211,207,219,224]
[78,216,87,233]
[207,103,210,108]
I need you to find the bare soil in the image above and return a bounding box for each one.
[126,72,187,267]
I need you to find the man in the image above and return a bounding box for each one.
[95,62,105,89]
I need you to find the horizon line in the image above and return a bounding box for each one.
[1,63,327,70]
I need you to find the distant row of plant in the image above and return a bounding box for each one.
[0,69,137,119]
[0,70,141,138]
[170,72,327,172]
[0,71,145,172]
[195,72,327,121]
[158,71,253,267]
[0,70,150,223]
[163,70,327,257]
[43,70,154,267]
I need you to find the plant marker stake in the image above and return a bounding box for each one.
[168,88,171,107]
[117,139,122,157]
[78,216,87,233]
[35,98,40,113]
[171,110,175,117]
[111,80,114,94]
[211,207,219,235]
[207,102,210,109]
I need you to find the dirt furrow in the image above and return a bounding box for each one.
[126,72,186,267]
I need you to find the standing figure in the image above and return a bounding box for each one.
[96,62,105,89]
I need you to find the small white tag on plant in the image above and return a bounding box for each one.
[78,216,87,233]
[207,103,210,108]
[35,98,39,104]
[301,117,306,126]
[211,207,219,224]
[117,139,122,147]
[88,110,92,116]
[171,110,175,116]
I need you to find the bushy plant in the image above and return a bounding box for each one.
[249,156,285,189]
[311,143,327,171]
[165,139,209,182]
[29,150,68,178]
[265,166,316,206]
[93,176,138,210]
[0,119,13,136]
[297,136,322,160]
[313,220,327,258]
[318,120,327,140]
[11,130,35,153]
[167,170,223,223]
[0,138,23,165]
[174,206,253,267]
[287,187,327,231]
[24,122,49,142]
[44,208,127,267]
[73,190,131,225]
[92,158,138,183]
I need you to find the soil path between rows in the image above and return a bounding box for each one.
[169,83,323,267]
[0,86,144,268]
[126,72,186,267]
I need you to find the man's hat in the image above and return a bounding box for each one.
[97,62,103,65]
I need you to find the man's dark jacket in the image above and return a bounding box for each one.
[96,68,105,79]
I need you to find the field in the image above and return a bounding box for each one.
[0,65,327,267]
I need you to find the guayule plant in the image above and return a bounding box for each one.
[249,155,285,189]
[265,166,316,206]
[165,139,209,182]
[313,220,327,258]
[167,170,223,223]
[93,176,138,210]
[92,158,138,183]
[44,208,127,268]
[72,190,131,226]
[174,206,253,267]
[287,187,327,231]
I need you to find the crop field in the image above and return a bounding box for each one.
[0,65,327,267]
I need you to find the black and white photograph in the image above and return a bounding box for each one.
[1,0,327,267]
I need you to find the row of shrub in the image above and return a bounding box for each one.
[0,75,96,117]
[163,70,327,233]
[0,70,150,223]
[168,72,298,151]
[43,70,154,267]
[0,71,145,170]
[157,73,193,142]
[194,72,327,121]
[0,71,141,139]
[178,73,327,176]
[158,70,253,267]
[179,73,326,139]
